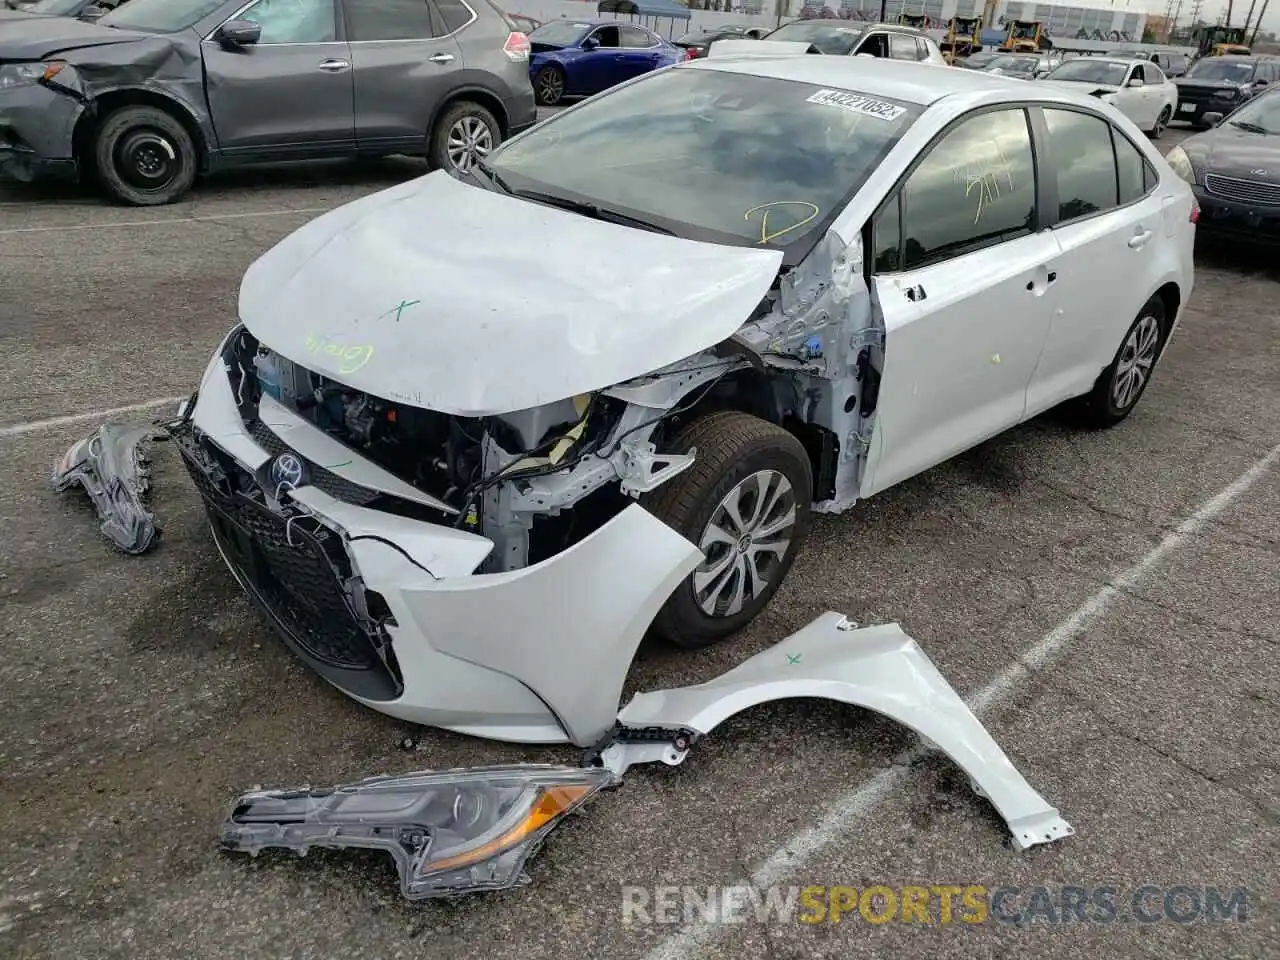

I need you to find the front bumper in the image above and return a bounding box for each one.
[1173,95,1240,124]
[0,80,83,183]
[1193,184,1280,244]
[177,341,701,746]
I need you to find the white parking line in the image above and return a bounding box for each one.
[645,440,1280,960]
[0,207,329,236]
[0,397,184,439]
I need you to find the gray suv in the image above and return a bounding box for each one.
[0,0,536,204]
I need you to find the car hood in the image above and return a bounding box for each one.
[1181,126,1280,178]
[0,15,148,58]
[238,171,784,417]
[1175,77,1243,89]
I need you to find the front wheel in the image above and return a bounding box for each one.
[534,65,566,106]
[93,105,197,206]
[1072,295,1168,429]
[641,411,813,649]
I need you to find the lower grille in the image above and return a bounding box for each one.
[170,421,401,700]
[247,419,381,506]
[1205,173,1280,206]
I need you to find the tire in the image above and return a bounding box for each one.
[534,65,566,106]
[641,411,813,649]
[1150,105,1171,138]
[1072,294,1168,429]
[93,105,197,206]
[428,100,500,176]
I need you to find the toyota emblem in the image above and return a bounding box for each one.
[269,452,306,489]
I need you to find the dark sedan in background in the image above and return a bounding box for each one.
[1173,55,1279,129]
[527,18,683,106]
[673,24,762,59]
[0,0,536,205]
[1165,87,1280,245]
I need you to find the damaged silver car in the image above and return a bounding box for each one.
[169,55,1193,753]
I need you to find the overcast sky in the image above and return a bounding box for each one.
[1122,0,1277,33]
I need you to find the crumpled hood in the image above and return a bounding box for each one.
[238,171,784,416]
[0,15,148,58]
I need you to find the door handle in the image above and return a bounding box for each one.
[317,58,350,72]
[1127,229,1153,249]
[904,284,926,302]
[428,52,455,64]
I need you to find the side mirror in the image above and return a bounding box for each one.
[79,4,106,19]
[214,19,261,48]
[1127,77,1144,88]
[1201,111,1224,126]
[582,36,599,50]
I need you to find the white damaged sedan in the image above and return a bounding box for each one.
[172,53,1195,750]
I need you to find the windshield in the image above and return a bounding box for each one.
[988,56,1037,74]
[28,0,86,14]
[485,68,920,261]
[1187,59,1257,82]
[765,22,864,54]
[528,21,592,47]
[99,0,227,32]
[1045,59,1129,85]
[1222,91,1280,133]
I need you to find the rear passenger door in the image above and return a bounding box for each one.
[1023,106,1168,415]
[617,25,661,79]
[344,0,466,154]
[860,107,1061,498]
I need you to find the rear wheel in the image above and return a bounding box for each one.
[641,411,813,648]
[1072,295,1168,429]
[93,105,197,206]
[534,65,566,106]
[1150,105,1171,138]
[428,101,499,176]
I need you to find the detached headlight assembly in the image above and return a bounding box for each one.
[220,765,616,899]
[0,60,67,90]
[1165,145,1196,184]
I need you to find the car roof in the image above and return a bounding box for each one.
[687,54,1038,106]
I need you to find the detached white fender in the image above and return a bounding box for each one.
[614,612,1074,852]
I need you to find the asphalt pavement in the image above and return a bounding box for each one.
[1,123,1277,959]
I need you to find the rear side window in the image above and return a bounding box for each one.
[1114,130,1148,204]
[889,33,916,60]
[1043,108,1117,222]
[433,0,474,34]
[620,25,655,48]
[345,0,434,40]
[876,107,1036,271]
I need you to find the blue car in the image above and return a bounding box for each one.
[528,18,685,106]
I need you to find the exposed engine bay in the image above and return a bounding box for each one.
[218,228,883,574]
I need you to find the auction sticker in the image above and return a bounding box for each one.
[805,89,907,122]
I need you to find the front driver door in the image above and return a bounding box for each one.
[860,106,1060,498]
[575,24,624,95]
[203,0,354,158]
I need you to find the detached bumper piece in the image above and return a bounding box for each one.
[219,765,616,899]
[51,423,162,554]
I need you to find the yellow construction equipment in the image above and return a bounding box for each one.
[940,15,984,64]
[998,19,1045,53]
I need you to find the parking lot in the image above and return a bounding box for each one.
[1,119,1278,959]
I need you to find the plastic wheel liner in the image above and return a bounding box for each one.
[221,613,1073,899]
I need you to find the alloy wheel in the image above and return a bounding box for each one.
[445,116,493,174]
[694,469,797,618]
[1111,313,1161,410]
